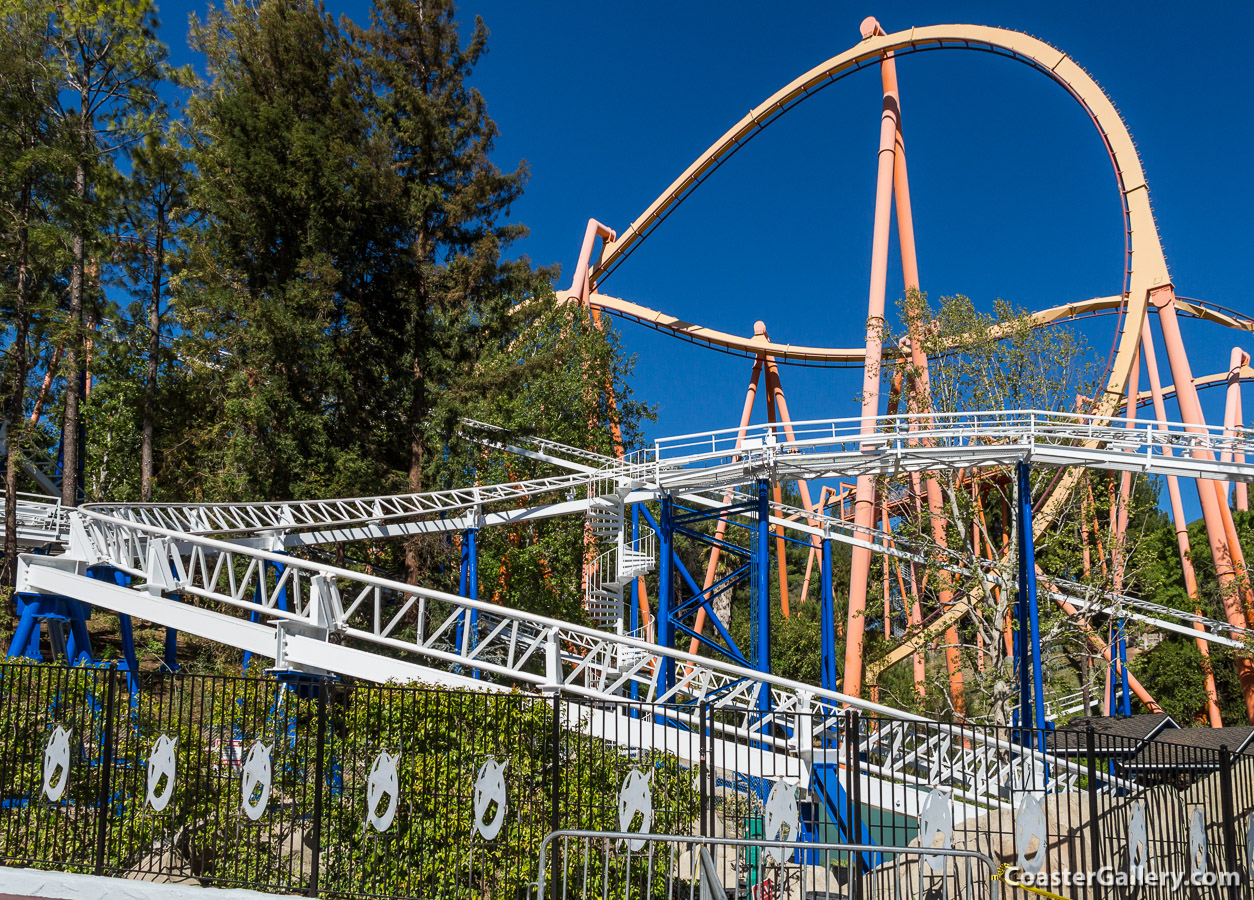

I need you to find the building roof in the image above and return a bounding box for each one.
[1153,725,1254,752]
[1046,713,1178,757]
[1125,726,1254,773]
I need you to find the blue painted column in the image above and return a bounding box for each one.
[1107,630,1116,716]
[6,601,40,661]
[656,494,675,696]
[1016,461,1046,747]
[630,503,641,701]
[163,622,179,673]
[1112,618,1130,717]
[1119,624,1130,716]
[456,528,479,678]
[820,537,837,696]
[244,560,287,673]
[754,480,771,714]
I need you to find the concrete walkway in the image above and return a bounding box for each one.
[0,869,294,900]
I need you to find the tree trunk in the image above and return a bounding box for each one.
[141,209,164,502]
[404,358,425,584]
[29,339,63,425]
[61,126,87,508]
[4,180,32,588]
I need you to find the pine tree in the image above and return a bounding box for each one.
[353,0,538,583]
[0,0,68,584]
[121,129,188,502]
[45,0,167,507]
[180,0,398,501]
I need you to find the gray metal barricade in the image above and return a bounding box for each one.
[534,830,1001,900]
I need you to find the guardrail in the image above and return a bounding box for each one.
[533,832,1001,900]
[652,410,1254,460]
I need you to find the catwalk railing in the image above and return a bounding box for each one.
[0,492,67,550]
[79,410,1254,540]
[1,662,1251,898]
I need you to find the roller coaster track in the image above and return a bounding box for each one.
[82,409,1254,534]
[22,410,1203,819]
[9,20,1252,831]
[558,291,1254,369]
[0,493,67,551]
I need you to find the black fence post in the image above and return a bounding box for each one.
[845,710,861,900]
[1219,745,1240,900]
[93,669,118,877]
[699,700,709,839]
[307,681,328,898]
[549,693,561,893]
[1085,725,1102,900]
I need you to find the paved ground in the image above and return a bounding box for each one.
[0,871,289,899]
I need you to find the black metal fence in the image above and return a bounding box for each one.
[1,660,1251,899]
[0,663,700,897]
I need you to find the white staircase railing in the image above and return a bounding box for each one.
[585,526,656,628]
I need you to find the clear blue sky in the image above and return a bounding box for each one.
[155,1,1254,517]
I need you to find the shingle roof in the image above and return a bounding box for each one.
[1127,726,1254,772]
[1150,725,1254,753]
[1046,714,1178,757]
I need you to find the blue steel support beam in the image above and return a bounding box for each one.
[1109,618,1130,717]
[645,503,752,669]
[7,599,40,661]
[456,529,480,679]
[1107,627,1116,716]
[1016,461,1047,747]
[244,560,288,672]
[1119,623,1130,716]
[87,566,138,693]
[163,619,179,673]
[631,503,640,702]
[670,551,749,662]
[755,480,771,714]
[821,538,837,697]
[656,494,676,695]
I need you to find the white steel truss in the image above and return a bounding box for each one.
[14,409,1252,812]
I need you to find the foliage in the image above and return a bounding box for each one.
[1131,636,1217,726]
[0,662,699,896]
[870,289,1107,724]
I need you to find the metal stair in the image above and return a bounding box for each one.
[587,495,624,540]
[586,526,656,629]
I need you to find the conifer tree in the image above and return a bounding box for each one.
[121,130,188,502]
[180,0,396,500]
[46,0,166,507]
[354,0,539,583]
[0,0,65,584]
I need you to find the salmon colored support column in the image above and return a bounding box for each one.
[1237,378,1249,512]
[863,15,964,712]
[572,219,620,613]
[1110,334,1142,598]
[687,352,764,656]
[799,486,837,602]
[1142,321,1222,726]
[764,354,822,574]
[1152,288,1254,722]
[1223,348,1250,511]
[1237,383,1249,513]
[569,218,628,456]
[843,86,900,700]
[763,370,791,617]
[570,219,616,310]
